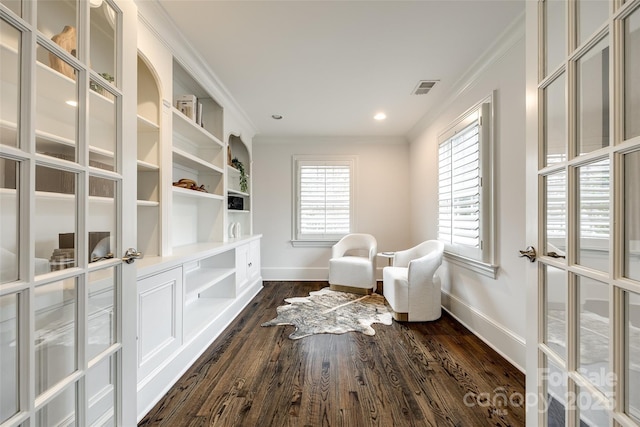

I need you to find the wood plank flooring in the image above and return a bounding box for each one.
[139,281,525,427]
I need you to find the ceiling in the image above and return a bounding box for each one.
[156,1,525,139]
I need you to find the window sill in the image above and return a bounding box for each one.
[291,239,338,248]
[444,252,499,279]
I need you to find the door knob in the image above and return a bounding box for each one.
[519,246,536,262]
[122,248,143,264]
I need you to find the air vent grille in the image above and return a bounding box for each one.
[412,80,438,95]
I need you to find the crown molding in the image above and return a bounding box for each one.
[254,135,408,145]
[407,11,525,141]
[135,0,257,138]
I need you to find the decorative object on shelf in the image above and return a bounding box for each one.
[49,248,75,271]
[228,222,241,238]
[196,102,203,127]
[172,178,207,192]
[227,146,233,166]
[228,195,244,210]
[176,94,197,121]
[231,158,248,193]
[59,231,112,263]
[90,72,115,95]
[50,25,77,79]
[262,287,392,339]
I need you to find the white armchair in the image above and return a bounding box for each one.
[383,240,444,321]
[328,233,377,294]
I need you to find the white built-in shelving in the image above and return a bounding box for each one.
[132,15,261,421]
[137,55,162,258]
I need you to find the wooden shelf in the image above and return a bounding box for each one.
[137,160,159,172]
[0,120,116,168]
[184,267,234,304]
[172,186,224,201]
[226,165,250,179]
[173,147,223,174]
[172,108,223,149]
[137,114,159,132]
[137,200,159,207]
[227,188,249,197]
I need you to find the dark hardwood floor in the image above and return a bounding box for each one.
[139,281,525,427]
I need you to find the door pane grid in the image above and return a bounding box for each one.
[537,0,640,424]
[0,0,125,424]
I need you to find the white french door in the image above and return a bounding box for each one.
[526,0,640,425]
[0,0,137,425]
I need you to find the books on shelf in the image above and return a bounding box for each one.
[176,94,196,121]
[176,94,204,127]
[196,102,203,127]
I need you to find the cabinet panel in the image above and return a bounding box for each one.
[235,239,261,292]
[137,267,183,381]
[248,239,260,281]
[235,244,248,290]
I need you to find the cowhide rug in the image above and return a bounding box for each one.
[261,287,393,339]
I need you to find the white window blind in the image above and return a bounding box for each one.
[578,158,610,240]
[438,119,481,248]
[546,169,567,243]
[436,96,495,273]
[293,156,355,243]
[546,158,610,249]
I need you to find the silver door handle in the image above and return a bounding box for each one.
[547,251,566,259]
[122,248,143,264]
[519,246,536,262]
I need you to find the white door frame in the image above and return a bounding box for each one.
[119,0,138,424]
[525,2,542,426]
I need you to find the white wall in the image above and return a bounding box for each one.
[408,20,527,369]
[253,136,411,281]
[252,16,527,370]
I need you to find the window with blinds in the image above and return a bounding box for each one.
[545,157,610,248]
[293,156,355,242]
[438,120,481,248]
[437,97,494,266]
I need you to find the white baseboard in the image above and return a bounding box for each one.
[441,291,525,372]
[262,267,328,281]
[137,279,263,422]
[261,267,386,281]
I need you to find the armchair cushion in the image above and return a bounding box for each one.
[328,233,377,294]
[383,240,444,321]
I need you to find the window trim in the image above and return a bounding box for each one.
[291,155,357,247]
[437,92,498,277]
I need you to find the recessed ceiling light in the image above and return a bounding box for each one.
[374,112,386,121]
[271,114,283,120]
[66,100,78,107]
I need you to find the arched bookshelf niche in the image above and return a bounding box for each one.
[137,53,162,257]
[226,134,252,239]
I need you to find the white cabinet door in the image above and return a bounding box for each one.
[248,239,261,282]
[137,268,183,382]
[236,243,249,290]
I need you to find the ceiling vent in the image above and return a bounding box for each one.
[412,80,438,95]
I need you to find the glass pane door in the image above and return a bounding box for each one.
[533,0,640,424]
[0,0,137,425]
